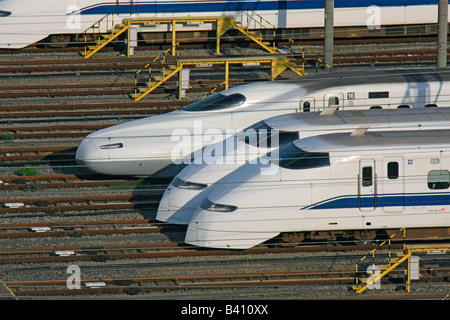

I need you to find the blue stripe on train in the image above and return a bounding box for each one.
[78,0,439,15]
[303,192,450,210]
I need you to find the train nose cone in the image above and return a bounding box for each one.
[157,183,205,225]
[75,138,103,172]
[156,186,192,225]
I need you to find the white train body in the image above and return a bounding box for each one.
[0,0,447,49]
[76,69,450,177]
[157,107,450,225]
[185,129,450,249]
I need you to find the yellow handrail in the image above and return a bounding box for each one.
[244,9,276,30]
[288,38,331,71]
[201,80,227,99]
[134,42,180,97]
[355,227,406,285]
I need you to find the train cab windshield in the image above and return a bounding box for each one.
[0,10,11,17]
[182,93,246,111]
[276,143,330,170]
[237,121,299,148]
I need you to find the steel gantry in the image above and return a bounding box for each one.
[132,54,302,101]
[83,16,240,59]
[81,14,306,74]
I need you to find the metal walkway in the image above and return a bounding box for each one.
[82,16,238,59]
[81,14,306,76]
[353,228,450,294]
[132,54,301,101]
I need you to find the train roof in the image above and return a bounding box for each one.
[282,68,450,92]
[225,68,450,99]
[263,107,450,132]
[295,129,450,153]
[283,68,450,84]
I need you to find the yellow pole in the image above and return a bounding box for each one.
[127,23,131,57]
[406,250,411,293]
[178,62,183,100]
[225,61,229,90]
[172,20,176,56]
[216,25,221,55]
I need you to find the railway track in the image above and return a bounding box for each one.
[6,268,449,298]
[0,101,188,122]
[0,194,163,214]
[0,39,449,301]
[0,223,184,245]
[2,245,449,299]
[0,147,78,163]
[0,241,415,264]
[0,174,142,190]
[0,219,176,239]
[0,47,445,79]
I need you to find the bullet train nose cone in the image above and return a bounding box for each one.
[75,138,103,171]
[156,188,193,225]
[76,138,99,161]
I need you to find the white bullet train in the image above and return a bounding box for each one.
[75,69,450,177]
[157,107,450,225]
[185,129,450,249]
[0,0,447,49]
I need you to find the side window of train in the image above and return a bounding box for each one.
[182,93,246,111]
[427,170,450,190]
[300,99,314,112]
[303,102,311,112]
[387,162,399,179]
[370,106,383,109]
[425,104,438,108]
[362,167,373,187]
[328,96,339,106]
[397,105,410,109]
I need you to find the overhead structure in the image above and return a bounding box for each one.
[132,55,304,101]
[81,13,307,77]
[82,16,233,59]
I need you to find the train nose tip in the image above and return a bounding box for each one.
[75,138,101,170]
[156,187,192,225]
[156,190,170,219]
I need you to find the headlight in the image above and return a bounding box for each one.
[201,198,237,212]
[99,143,123,149]
[172,177,207,190]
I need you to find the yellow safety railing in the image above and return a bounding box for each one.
[83,20,131,58]
[287,39,306,73]
[354,228,450,294]
[133,55,299,101]
[288,38,331,71]
[201,80,227,99]
[354,227,406,290]
[134,43,180,98]
[244,9,276,50]
[83,12,115,57]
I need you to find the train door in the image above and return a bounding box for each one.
[116,0,134,16]
[299,98,315,112]
[323,93,344,111]
[382,157,404,213]
[358,159,376,211]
